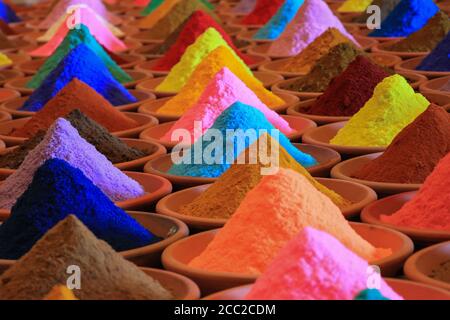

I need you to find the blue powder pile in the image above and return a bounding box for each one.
[369,0,439,37]
[168,102,317,178]
[0,158,158,260]
[416,32,450,71]
[0,1,20,23]
[354,289,390,300]
[21,44,137,112]
[253,0,304,40]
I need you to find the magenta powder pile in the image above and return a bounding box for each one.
[246,227,403,300]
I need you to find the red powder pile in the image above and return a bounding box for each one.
[153,10,253,71]
[240,0,285,25]
[353,105,450,184]
[305,56,391,117]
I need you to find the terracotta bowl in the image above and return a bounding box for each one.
[0,89,20,106]
[235,29,274,45]
[123,70,153,89]
[132,43,165,60]
[419,76,450,97]
[0,112,159,146]
[3,76,33,95]
[395,56,450,79]
[0,70,24,86]
[371,39,429,59]
[353,29,404,43]
[0,111,11,123]
[203,278,450,300]
[271,77,322,99]
[287,99,350,125]
[126,31,165,44]
[302,121,386,157]
[136,71,284,97]
[227,17,263,31]
[6,52,30,66]
[420,92,450,111]
[361,191,450,244]
[0,211,189,268]
[331,153,422,195]
[404,241,450,292]
[162,222,413,294]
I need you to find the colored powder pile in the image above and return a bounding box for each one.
[0,132,45,169]
[370,0,439,37]
[381,151,450,231]
[162,68,293,140]
[354,289,390,300]
[253,0,304,40]
[27,25,132,89]
[157,46,284,111]
[168,103,316,178]
[0,215,172,300]
[0,118,145,209]
[305,56,391,116]
[245,227,401,300]
[0,1,20,23]
[240,0,285,25]
[0,158,155,259]
[22,45,136,112]
[353,0,401,23]
[154,11,253,70]
[416,32,450,71]
[387,11,450,52]
[0,19,15,35]
[179,135,350,219]
[338,0,373,13]
[331,75,429,147]
[267,0,358,56]
[0,52,11,67]
[353,105,450,184]
[148,14,191,55]
[43,285,78,300]
[138,0,218,40]
[12,79,138,138]
[280,28,352,74]
[141,0,164,15]
[156,29,249,91]
[286,42,362,92]
[233,0,257,14]
[430,261,450,284]
[189,168,390,274]
[0,30,14,49]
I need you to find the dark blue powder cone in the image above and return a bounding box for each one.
[168,101,317,178]
[0,158,158,260]
[416,32,450,72]
[369,0,438,37]
[21,44,137,111]
[0,1,21,23]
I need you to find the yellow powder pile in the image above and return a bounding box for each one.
[0,52,12,67]
[43,285,78,300]
[180,135,351,220]
[138,0,178,29]
[338,0,373,13]
[188,168,391,275]
[156,28,242,92]
[331,74,429,147]
[281,28,352,74]
[157,46,284,114]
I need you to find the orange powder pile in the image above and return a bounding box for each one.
[157,46,284,115]
[188,168,390,275]
[43,285,78,300]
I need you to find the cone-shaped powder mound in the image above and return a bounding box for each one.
[241,0,285,25]
[416,32,450,72]
[156,29,249,91]
[27,24,131,89]
[22,44,136,111]
[286,42,363,93]
[179,134,350,219]
[12,79,138,138]
[387,11,450,52]
[331,75,429,147]
[370,0,439,37]
[43,285,78,300]
[0,215,172,300]
[188,168,390,274]
[280,28,353,74]
[338,0,372,13]
[0,52,11,66]
[253,0,304,40]
[245,227,401,300]
[154,10,253,70]
[267,0,358,56]
[305,56,391,116]
[161,67,293,138]
[0,1,20,23]
[0,131,46,169]
[353,0,401,23]
[157,46,284,112]
[168,102,316,178]
[381,152,450,231]
[353,105,450,184]
[354,289,390,300]
[141,0,164,15]
[0,118,145,209]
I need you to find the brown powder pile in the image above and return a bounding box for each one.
[387,11,450,52]
[148,15,190,55]
[429,260,450,284]
[11,79,139,138]
[0,215,174,300]
[0,131,45,169]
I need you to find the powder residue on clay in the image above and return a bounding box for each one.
[331,75,429,147]
[416,32,450,72]
[429,260,450,284]
[188,168,390,274]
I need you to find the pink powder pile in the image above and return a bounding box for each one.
[245,227,403,300]
[31,6,127,57]
[268,0,358,56]
[0,118,144,209]
[188,168,390,275]
[161,67,294,143]
[381,152,450,231]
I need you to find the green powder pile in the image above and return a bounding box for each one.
[148,15,191,55]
